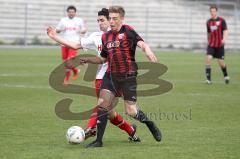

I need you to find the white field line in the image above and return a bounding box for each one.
[0,73,49,77]
[0,83,50,89]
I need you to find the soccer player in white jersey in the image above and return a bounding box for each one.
[47,8,140,142]
[56,5,87,85]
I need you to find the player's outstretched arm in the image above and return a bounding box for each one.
[137,41,158,62]
[47,26,82,50]
[80,56,106,65]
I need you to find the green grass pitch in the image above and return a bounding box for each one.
[0,48,239,159]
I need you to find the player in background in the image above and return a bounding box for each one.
[47,8,140,142]
[205,5,229,84]
[79,6,161,148]
[56,5,87,85]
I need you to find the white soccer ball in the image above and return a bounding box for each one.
[66,126,85,144]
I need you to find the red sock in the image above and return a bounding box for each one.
[65,70,71,81]
[72,67,79,74]
[110,113,134,136]
[86,106,98,129]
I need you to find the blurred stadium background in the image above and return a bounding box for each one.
[0,0,240,50]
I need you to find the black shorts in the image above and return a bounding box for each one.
[100,73,137,102]
[207,46,225,59]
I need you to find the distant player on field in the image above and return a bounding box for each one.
[205,5,229,84]
[56,5,87,85]
[47,8,140,142]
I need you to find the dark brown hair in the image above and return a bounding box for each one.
[67,5,77,12]
[210,5,218,11]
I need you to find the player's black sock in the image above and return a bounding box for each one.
[221,66,228,77]
[96,107,108,143]
[133,109,162,141]
[134,109,149,123]
[206,65,211,81]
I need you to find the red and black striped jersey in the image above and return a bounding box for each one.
[206,17,227,48]
[100,24,143,75]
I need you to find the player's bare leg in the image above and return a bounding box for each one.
[205,55,213,84]
[63,68,71,86]
[124,100,162,142]
[218,59,229,84]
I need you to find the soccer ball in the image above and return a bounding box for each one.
[66,126,85,144]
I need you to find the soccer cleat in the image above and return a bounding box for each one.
[72,69,80,80]
[205,79,212,84]
[84,127,97,140]
[85,140,103,148]
[146,121,162,142]
[224,76,230,84]
[128,124,141,142]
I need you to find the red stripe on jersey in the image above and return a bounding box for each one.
[123,32,133,74]
[108,33,117,73]
[114,33,124,74]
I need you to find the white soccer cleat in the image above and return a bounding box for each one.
[205,79,212,84]
[224,76,230,84]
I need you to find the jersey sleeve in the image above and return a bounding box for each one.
[100,36,108,58]
[56,19,65,31]
[206,20,211,33]
[80,33,95,49]
[130,28,144,45]
[222,19,227,30]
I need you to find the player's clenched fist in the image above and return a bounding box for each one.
[79,57,88,65]
[47,26,57,38]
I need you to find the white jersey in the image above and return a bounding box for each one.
[57,17,86,42]
[80,31,107,79]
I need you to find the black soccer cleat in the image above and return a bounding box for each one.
[84,126,97,140]
[128,124,141,142]
[85,140,103,148]
[146,121,162,142]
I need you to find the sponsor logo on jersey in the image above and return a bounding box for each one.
[118,33,124,39]
[107,41,120,49]
[210,25,218,32]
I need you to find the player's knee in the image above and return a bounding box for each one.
[206,58,212,65]
[97,98,111,110]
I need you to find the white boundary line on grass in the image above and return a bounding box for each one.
[0,73,49,77]
[0,83,50,89]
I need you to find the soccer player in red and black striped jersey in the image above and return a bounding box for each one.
[205,5,229,84]
[80,6,161,148]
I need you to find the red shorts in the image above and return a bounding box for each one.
[95,79,102,98]
[61,46,77,61]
